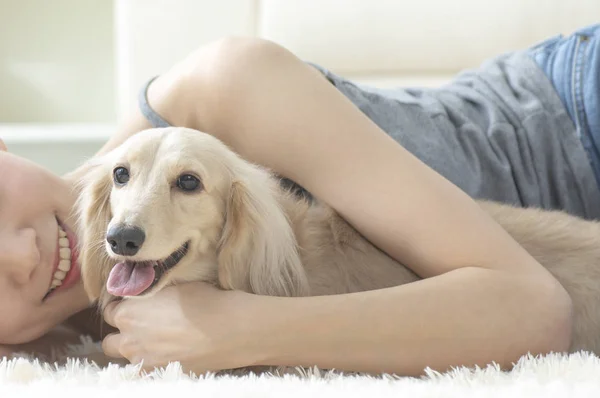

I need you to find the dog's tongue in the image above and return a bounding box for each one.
[107,261,155,296]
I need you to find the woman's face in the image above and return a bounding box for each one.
[0,140,89,344]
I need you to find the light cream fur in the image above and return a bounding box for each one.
[75,127,600,357]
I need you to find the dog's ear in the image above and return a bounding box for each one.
[71,159,116,308]
[217,176,309,297]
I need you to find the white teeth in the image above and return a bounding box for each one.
[51,225,72,288]
[58,259,70,272]
[60,247,71,260]
[52,260,70,282]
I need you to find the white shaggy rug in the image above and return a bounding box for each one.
[2,336,600,398]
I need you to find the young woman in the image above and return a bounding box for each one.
[1,23,598,376]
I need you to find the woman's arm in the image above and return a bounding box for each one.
[102,271,569,376]
[95,37,571,373]
[254,268,569,375]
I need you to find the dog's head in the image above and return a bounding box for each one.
[74,127,309,309]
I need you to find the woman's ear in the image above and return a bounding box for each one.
[217,174,310,297]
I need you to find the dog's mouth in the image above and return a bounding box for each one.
[106,241,190,297]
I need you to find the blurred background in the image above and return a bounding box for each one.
[1,0,599,175]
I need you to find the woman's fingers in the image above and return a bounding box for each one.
[101,332,123,358]
[102,300,123,329]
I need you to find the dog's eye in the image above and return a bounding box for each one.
[176,174,202,192]
[113,167,130,185]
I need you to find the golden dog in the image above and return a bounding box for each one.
[75,127,600,357]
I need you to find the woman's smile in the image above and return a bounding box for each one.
[0,147,89,344]
[43,220,81,301]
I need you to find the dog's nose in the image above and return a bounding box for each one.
[106,225,145,256]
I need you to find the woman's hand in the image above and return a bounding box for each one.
[101,282,263,374]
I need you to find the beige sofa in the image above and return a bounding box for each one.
[115,0,600,116]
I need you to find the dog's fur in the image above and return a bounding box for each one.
[74,127,600,357]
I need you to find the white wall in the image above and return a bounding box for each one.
[0,0,116,124]
[1,0,599,175]
[0,0,116,175]
[0,124,113,175]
